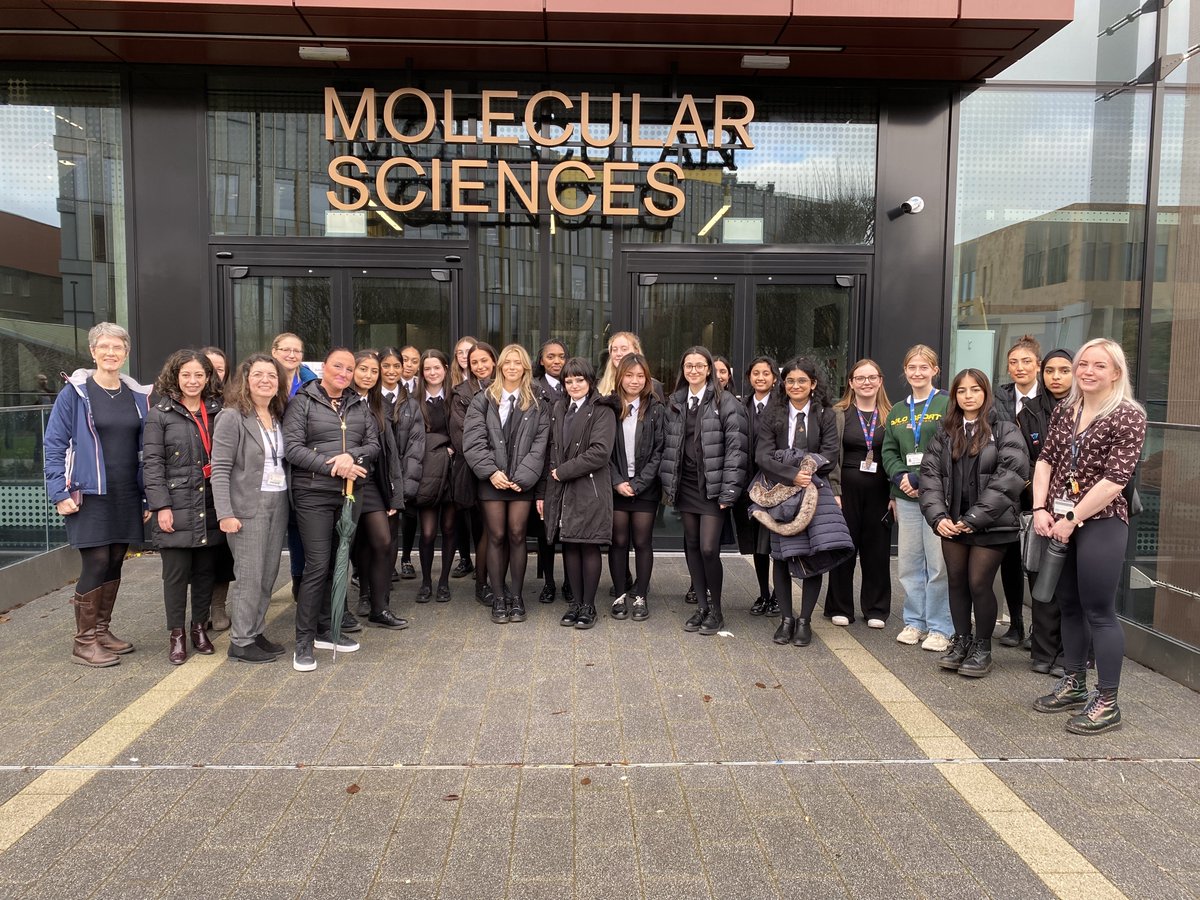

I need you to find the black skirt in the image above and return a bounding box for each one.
[358,479,386,514]
[614,493,659,514]
[477,479,530,502]
[675,463,721,516]
[66,483,145,549]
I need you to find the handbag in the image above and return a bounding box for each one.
[1020,511,1047,575]
[1123,478,1143,517]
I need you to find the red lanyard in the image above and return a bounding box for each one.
[190,402,212,460]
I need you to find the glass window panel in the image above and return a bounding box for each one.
[950,88,1150,383]
[351,275,451,353]
[754,283,852,394]
[1164,0,1198,85]
[230,275,331,364]
[636,281,735,399]
[548,223,612,362]
[478,222,540,350]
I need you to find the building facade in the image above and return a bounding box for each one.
[2,0,1197,686]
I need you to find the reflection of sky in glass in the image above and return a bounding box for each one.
[0,106,59,225]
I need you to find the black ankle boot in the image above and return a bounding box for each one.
[958,638,992,677]
[1033,671,1089,713]
[938,633,973,671]
[698,598,723,636]
[1066,687,1121,734]
[773,617,795,645]
[791,618,812,647]
[683,605,705,633]
[998,621,1025,647]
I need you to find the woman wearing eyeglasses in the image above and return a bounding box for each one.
[827,358,894,629]
[734,356,780,617]
[660,346,749,636]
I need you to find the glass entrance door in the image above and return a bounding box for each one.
[751,276,855,393]
[220,265,457,364]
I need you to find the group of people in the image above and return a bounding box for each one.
[43,323,1145,734]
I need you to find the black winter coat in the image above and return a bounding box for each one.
[755,401,840,493]
[608,394,666,503]
[660,386,749,507]
[448,378,486,507]
[391,394,426,503]
[462,388,550,492]
[143,395,225,550]
[282,382,379,494]
[919,417,1029,534]
[541,393,619,544]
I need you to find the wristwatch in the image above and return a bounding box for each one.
[1065,509,1078,522]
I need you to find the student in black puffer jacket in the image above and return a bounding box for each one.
[143,350,225,666]
[283,348,380,672]
[920,369,1029,680]
[660,346,749,636]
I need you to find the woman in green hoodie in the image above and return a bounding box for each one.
[881,344,952,652]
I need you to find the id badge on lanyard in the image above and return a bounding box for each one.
[858,407,879,472]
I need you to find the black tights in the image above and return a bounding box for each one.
[754,552,771,599]
[609,510,655,598]
[455,510,473,565]
[562,542,602,610]
[941,540,1004,640]
[681,512,724,605]
[355,510,398,615]
[78,543,127,594]
[419,503,457,588]
[401,510,417,562]
[774,563,822,619]
[481,500,531,599]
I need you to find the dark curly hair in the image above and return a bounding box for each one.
[154,350,218,404]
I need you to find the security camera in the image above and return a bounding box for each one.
[901,196,925,215]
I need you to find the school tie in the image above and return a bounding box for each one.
[689,396,699,412]
[792,411,806,450]
[756,401,764,416]
[503,395,518,444]
[565,401,578,430]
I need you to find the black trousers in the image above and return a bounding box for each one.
[160,545,218,630]
[293,488,361,643]
[1030,576,1064,666]
[826,466,892,622]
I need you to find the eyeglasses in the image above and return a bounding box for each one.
[93,342,125,354]
[683,362,709,371]
[851,374,881,384]
[248,372,278,381]
[784,378,811,388]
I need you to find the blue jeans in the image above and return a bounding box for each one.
[895,498,951,636]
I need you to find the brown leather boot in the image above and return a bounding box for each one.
[190,621,214,655]
[169,628,187,665]
[95,579,134,655]
[72,588,120,668]
[209,581,231,632]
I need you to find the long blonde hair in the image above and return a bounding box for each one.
[833,357,893,416]
[486,344,536,410]
[1065,338,1145,421]
[597,331,644,395]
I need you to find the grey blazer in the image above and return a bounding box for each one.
[211,407,291,521]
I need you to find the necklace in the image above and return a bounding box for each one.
[95,378,122,398]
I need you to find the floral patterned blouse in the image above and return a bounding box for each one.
[1040,400,1146,524]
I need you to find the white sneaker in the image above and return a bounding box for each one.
[896,625,924,645]
[831,615,850,627]
[867,618,886,629]
[921,631,951,652]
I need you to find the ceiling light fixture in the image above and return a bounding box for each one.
[299,46,349,62]
[741,55,791,70]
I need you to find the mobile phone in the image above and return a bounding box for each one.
[881,507,894,526]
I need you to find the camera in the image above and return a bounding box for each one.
[901,196,925,215]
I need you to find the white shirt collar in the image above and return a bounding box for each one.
[789,401,811,422]
[501,388,519,404]
[628,397,640,411]
[1016,384,1038,401]
[544,374,560,390]
[688,386,706,403]
[425,389,444,401]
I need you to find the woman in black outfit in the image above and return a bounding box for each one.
[539,358,618,630]
[143,350,224,664]
[283,347,380,671]
[607,353,665,622]
[919,369,1028,678]
[660,346,749,636]
[1018,349,1073,675]
[827,358,894,629]
[45,322,152,667]
[451,341,496,605]
[532,339,568,604]
[734,355,779,616]
[200,345,235,632]
[349,350,409,630]
[464,344,551,624]
[412,350,458,602]
[755,356,841,646]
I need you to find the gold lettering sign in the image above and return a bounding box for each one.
[323,87,754,219]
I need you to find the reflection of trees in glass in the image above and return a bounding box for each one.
[775,165,875,246]
[352,279,449,353]
[233,277,330,361]
[639,284,735,390]
[755,287,850,391]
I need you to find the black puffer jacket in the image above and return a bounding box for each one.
[919,416,1029,533]
[391,395,426,503]
[462,388,550,491]
[541,393,619,545]
[449,378,486,507]
[660,386,749,507]
[608,393,666,503]
[143,395,225,550]
[282,381,379,494]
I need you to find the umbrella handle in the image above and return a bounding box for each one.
[345,478,355,499]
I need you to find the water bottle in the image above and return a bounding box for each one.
[1031,539,1069,604]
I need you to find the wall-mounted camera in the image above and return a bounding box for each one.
[901,196,925,215]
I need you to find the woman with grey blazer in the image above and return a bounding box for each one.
[211,353,291,663]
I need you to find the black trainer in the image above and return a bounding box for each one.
[630,595,648,621]
[491,593,509,624]
[611,594,628,620]
[451,558,474,578]
[509,593,527,623]
[400,561,417,579]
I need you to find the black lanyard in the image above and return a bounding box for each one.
[260,420,281,468]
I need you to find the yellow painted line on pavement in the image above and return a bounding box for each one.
[0,590,292,854]
[814,619,1127,900]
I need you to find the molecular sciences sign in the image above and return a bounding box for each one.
[323,87,756,221]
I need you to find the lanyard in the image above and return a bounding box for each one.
[189,402,212,460]
[1068,404,1088,494]
[908,391,937,447]
[260,420,281,468]
[855,406,878,454]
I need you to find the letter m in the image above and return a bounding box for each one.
[325,87,376,141]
